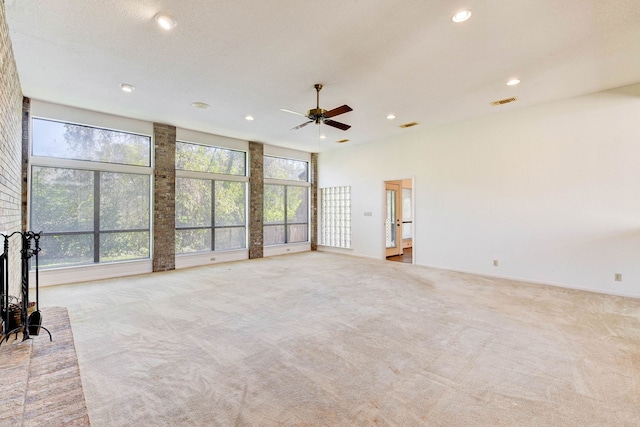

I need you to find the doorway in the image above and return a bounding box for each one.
[385,179,413,263]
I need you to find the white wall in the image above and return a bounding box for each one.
[318,83,640,298]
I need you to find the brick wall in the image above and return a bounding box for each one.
[0,2,24,297]
[153,123,176,271]
[310,152,318,251]
[248,141,264,259]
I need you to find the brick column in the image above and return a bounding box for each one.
[153,123,176,271]
[1,3,25,295]
[248,141,264,259]
[310,152,318,250]
[21,97,30,231]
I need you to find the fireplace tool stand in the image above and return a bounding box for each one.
[1,231,52,345]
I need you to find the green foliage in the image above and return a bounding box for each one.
[32,119,150,166]
[263,184,308,245]
[264,156,308,181]
[175,141,248,254]
[176,142,245,175]
[31,121,152,267]
[31,126,312,265]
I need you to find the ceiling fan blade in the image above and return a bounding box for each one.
[280,108,308,117]
[324,119,351,131]
[291,120,313,130]
[324,104,353,118]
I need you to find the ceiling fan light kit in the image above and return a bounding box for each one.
[284,84,353,132]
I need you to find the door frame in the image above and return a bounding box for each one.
[383,177,414,263]
[385,181,402,257]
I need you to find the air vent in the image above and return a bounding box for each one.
[399,121,419,128]
[336,139,349,143]
[491,97,518,106]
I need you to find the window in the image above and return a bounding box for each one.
[175,142,247,254]
[263,156,309,246]
[320,186,351,248]
[32,118,150,166]
[176,141,245,175]
[30,118,151,268]
[264,184,308,245]
[264,156,308,181]
[402,187,412,240]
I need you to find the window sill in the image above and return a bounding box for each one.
[29,259,153,287]
[175,249,249,269]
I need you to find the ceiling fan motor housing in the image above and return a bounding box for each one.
[308,108,327,124]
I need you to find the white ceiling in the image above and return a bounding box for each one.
[6,0,640,152]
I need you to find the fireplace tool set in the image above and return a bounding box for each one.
[1,231,52,345]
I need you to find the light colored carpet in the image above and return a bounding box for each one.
[41,252,640,426]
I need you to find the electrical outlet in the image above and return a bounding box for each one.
[614,273,622,282]
[493,260,499,267]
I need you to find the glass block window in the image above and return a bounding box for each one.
[320,186,351,248]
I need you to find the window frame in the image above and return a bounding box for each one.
[263,155,311,247]
[29,116,153,269]
[175,141,249,255]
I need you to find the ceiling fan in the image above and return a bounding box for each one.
[282,84,352,131]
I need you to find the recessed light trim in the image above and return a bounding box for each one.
[155,14,177,30]
[387,114,396,120]
[506,78,521,86]
[191,102,210,109]
[119,83,135,93]
[452,10,472,23]
[336,139,349,143]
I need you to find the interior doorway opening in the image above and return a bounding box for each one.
[385,179,413,264]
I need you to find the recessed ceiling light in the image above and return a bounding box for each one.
[506,78,521,86]
[452,10,472,23]
[387,114,396,120]
[119,83,135,93]
[336,139,349,143]
[319,134,326,139]
[155,14,177,30]
[191,102,210,109]
[245,115,254,121]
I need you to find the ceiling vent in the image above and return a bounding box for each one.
[336,139,349,143]
[399,121,419,128]
[491,97,518,106]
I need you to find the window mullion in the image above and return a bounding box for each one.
[211,180,216,252]
[284,185,288,244]
[94,171,100,263]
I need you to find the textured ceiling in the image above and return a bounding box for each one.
[6,0,640,152]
